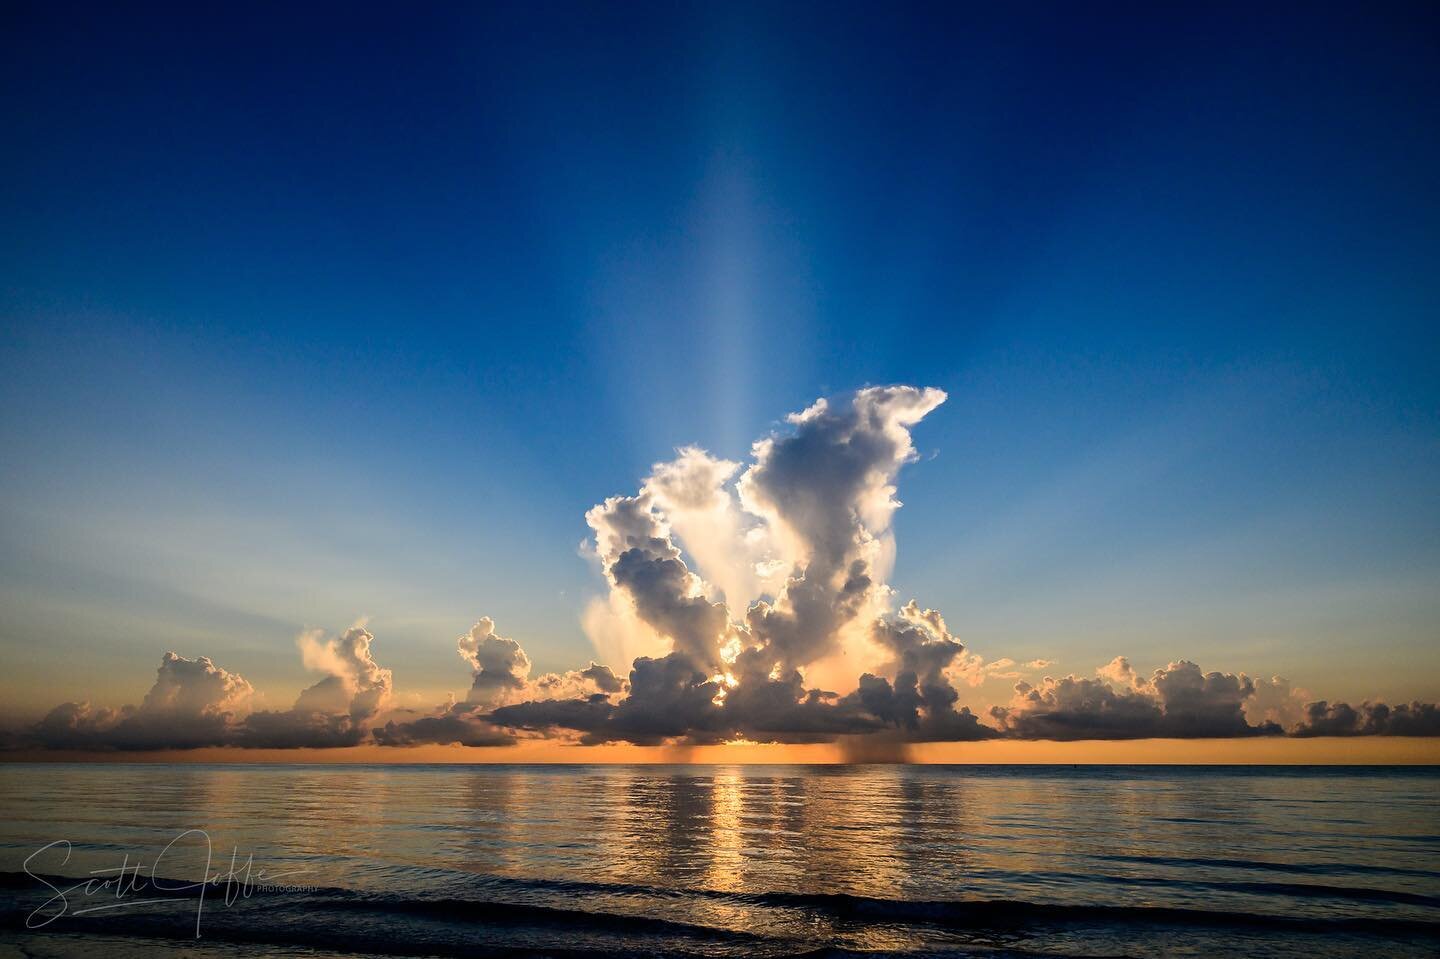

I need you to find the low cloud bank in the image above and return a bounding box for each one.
[11,387,1435,751]
[988,659,1278,740]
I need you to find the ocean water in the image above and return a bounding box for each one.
[0,764,1435,958]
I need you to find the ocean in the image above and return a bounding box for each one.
[0,764,1435,957]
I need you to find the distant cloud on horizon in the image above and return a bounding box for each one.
[8,387,1438,752]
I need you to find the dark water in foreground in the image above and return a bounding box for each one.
[0,764,1435,958]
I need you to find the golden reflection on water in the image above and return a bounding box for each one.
[703,771,745,893]
[0,763,1436,931]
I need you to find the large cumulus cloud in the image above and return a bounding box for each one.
[486,386,993,746]
[482,388,1433,746]
[12,386,1437,751]
[739,386,946,672]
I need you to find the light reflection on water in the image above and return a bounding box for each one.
[0,764,1436,957]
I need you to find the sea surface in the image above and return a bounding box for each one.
[0,764,1435,958]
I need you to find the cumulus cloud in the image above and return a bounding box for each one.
[532,662,626,698]
[989,674,1163,741]
[1245,675,1311,729]
[373,617,627,747]
[1291,700,1440,737]
[739,386,946,672]
[14,385,1438,750]
[295,625,393,720]
[477,387,1437,747]
[585,492,735,673]
[850,601,997,741]
[487,387,972,746]
[643,446,782,609]
[1096,655,1140,687]
[989,661,1282,740]
[24,630,404,750]
[951,653,1028,687]
[458,618,532,706]
[486,586,983,749]
[29,652,255,750]
[233,625,399,748]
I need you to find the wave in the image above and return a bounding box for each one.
[11,863,1440,933]
[1089,853,1440,880]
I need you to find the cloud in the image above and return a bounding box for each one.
[1291,700,1440,737]
[237,625,397,748]
[29,702,137,750]
[643,446,782,609]
[989,674,1164,741]
[1245,676,1311,730]
[474,387,1439,747]
[457,618,532,706]
[585,493,734,673]
[238,708,373,749]
[13,385,1439,751]
[989,661,1283,740]
[853,601,998,741]
[141,651,256,717]
[739,386,946,671]
[295,625,393,720]
[374,618,626,747]
[29,652,254,750]
[485,599,994,746]
[1095,655,1140,687]
[1151,661,1276,737]
[24,629,403,750]
[580,592,668,673]
[372,698,516,747]
[951,653,1028,687]
[532,662,626,698]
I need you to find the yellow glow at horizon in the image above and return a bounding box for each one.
[6,736,1436,764]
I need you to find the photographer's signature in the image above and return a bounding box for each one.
[24,829,313,938]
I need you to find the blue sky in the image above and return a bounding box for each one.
[1,3,1437,716]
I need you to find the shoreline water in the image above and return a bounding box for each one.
[2,764,1435,957]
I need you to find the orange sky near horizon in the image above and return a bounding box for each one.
[4,737,1436,765]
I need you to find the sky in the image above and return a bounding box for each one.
[1,3,1437,759]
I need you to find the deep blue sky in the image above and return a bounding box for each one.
[2,2,1437,713]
